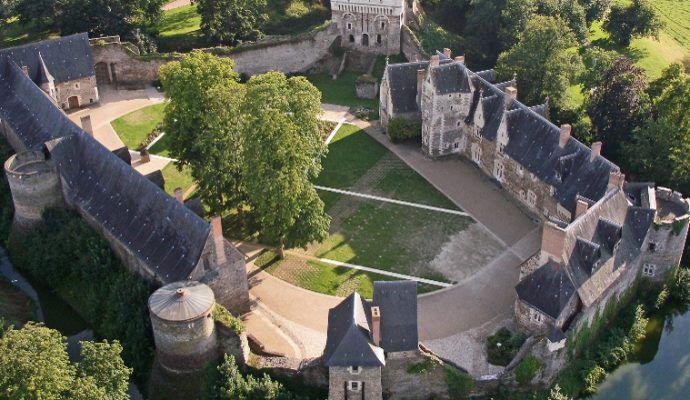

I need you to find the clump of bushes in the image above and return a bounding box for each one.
[215,355,306,400]
[214,304,245,334]
[388,117,422,143]
[406,358,437,374]
[486,327,526,366]
[9,208,155,383]
[514,355,541,386]
[135,123,164,151]
[444,365,474,399]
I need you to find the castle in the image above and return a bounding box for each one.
[0,35,249,315]
[330,0,406,55]
[380,50,690,347]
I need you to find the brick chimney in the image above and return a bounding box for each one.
[174,187,184,204]
[443,48,451,59]
[211,216,227,265]
[608,171,625,191]
[80,115,94,137]
[416,69,426,106]
[371,306,381,346]
[455,55,465,64]
[505,86,517,109]
[21,65,29,76]
[590,142,602,162]
[541,221,566,263]
[575,199,590,219]
[430,54,440,68]
[559,124,571,148]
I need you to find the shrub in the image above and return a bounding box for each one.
[214,304,245,334]
[444,365,474,399]
[486,327,526,366]
[581,364,606,394]
[215,354,304,399]
[388,117,421,143]
[514,355,541,386]
[356,74,377,84]
[406,358,436,374]
[9,208,155,383]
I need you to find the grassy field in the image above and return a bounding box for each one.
[157,4,206,52]
[306,72,379,118]
[263,0,331,36]
[162,163,194,196]
[0,17,56,49]
[111,103,166,149]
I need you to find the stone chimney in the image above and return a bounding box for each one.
[505,86,517,109]
[608,171,625,191]
[430,55,440,68]
[590,141,602,162]
[575,199,590,219]
[454,55,465,64]
[174,187,184,204]
[541,221,566,263]
[416,69,426,106]
[211,216,227,265]
[371,306,381,346]
[443,48,451,59]
[559,124,571,148]
[80,115,94,137]
[140,148,150,163]
[21,65,29,76]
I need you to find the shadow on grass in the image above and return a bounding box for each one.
[590,37,649,63]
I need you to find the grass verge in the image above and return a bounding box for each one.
[111,103,166,149]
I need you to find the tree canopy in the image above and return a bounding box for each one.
[241,72,330,257]
[197,0,267,46]
[495,15,583,110]
[604,0,662,46]
[0,323,131,400]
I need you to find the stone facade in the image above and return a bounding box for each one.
[381,351,449,400]
[356,77,379,99]
[331,0,405,55]
[216,323,250,366]
[55,75,99,110]
[3,150,64,231]
[329,366,383,400]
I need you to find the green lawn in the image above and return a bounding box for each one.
[157,4,206,52]
[305,72,379,111]
[0,17,56,49]
[162,163,194,195]
[263,0,331,36]
[111,103,166,150]
[148,130,173,157]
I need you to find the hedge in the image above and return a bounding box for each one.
[388,117,421,143]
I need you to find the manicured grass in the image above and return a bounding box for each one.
[648,0,690,50]
[0,277,34,327]
[162,163,194,195]
[157,4,206,52]
[305,72,379,110]
[111,103,166,149]
[148,130,173,157]
[258,250,435,298]
[0,17,56,49]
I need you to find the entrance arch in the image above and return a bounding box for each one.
[362,34,369,46]
[67,96,80,109]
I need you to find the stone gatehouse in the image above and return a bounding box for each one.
[330,0,406,55]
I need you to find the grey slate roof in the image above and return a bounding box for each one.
[0,33,94,84]
[432,62,472,95]
[324,292,385,367]
[386,61,429,114]
[515,260,576,319]
[372,281,418,353]
[0,56,213,283]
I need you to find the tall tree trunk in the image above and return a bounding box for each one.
[277,237,285,260]
[237,205,245,229]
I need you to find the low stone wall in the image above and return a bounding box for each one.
[382,351,449,400]
[401,26,427,62]
[90,24,340,84]
[356,79,378,99]
[216,323,250,366]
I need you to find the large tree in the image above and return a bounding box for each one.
[55,0,164,38]
[580,0,611,24]
[624,69,690,193]
[159,51,246,216]
[197,0,267,46]
[497,0,536,50]
[604,0,662,46]
[586,57,651,164]
[495,15,583,110]
[241,72,330,258]
[558,0,587,41]
[0,323,131,399]
[15,0,55,28]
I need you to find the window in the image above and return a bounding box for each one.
[517,165,524,177]
[494,161,504,182]
[497,142,505,156]
[348,381,362,391]
[457,121,461,127]
[381,21,386,29]
[648,242,658,253]
[347,22,352,30]
[471,144,482,164]
[643,264,657,277]
[527,190,537,208]
[349,34,355,43]
[454,141,460,149]
[377,34,382,44]
[473,128,482,140]
[74,82,80,89]
[348,366,361,375]
[529,308,542,323]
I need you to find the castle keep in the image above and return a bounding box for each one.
[0,36,249,315]
[331,0,405,55]
[380,51,690,348]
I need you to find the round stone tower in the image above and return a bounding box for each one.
[4,150,63,231]
[148,281,218,373]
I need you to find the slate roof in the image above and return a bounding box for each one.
[515,260,576,319]
[386,61,429,114]
[324,292,386,367]
[432,62,472,95]
[0,56,213,283]
[0,33,94,84]
[372,281,418,352]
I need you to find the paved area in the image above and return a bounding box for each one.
[162,0,191,11]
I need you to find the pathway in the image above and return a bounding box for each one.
[162,0,191,11]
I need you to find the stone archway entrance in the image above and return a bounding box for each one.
[68,96,80,109]
[95,62,110,84]
[362,34,369,46]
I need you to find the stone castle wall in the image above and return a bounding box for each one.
[150,312,218,373]
[55,75,99,110]
[381,351,449,400]
[216,323,250,365]
[90,25,340,84]
[329,366,383,400]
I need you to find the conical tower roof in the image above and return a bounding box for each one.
[148,281,215,322]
